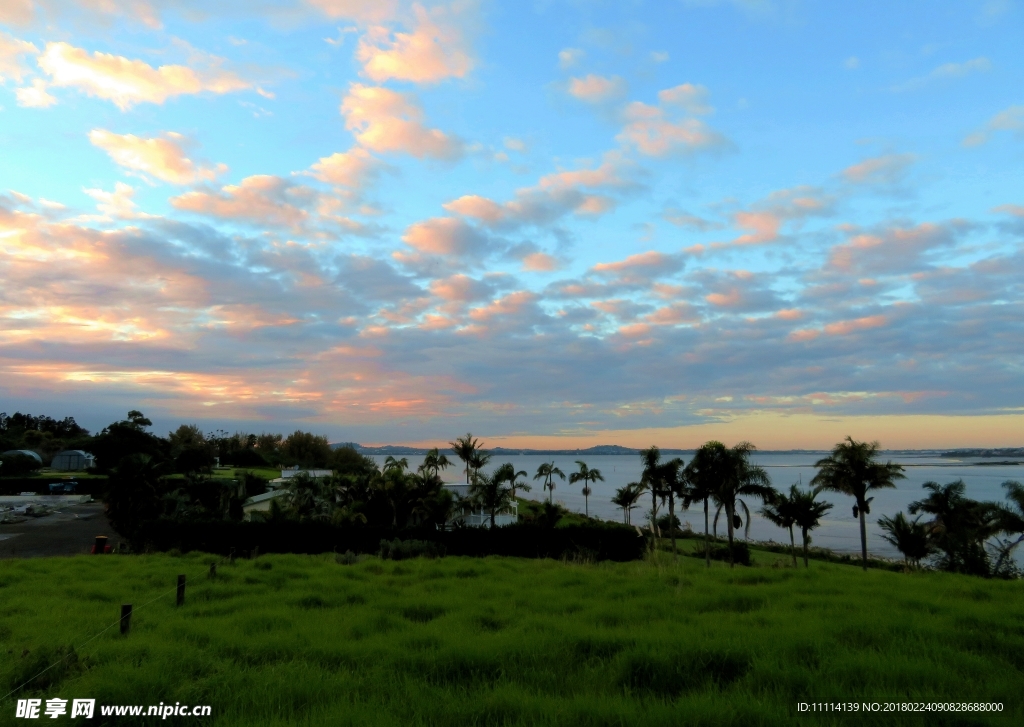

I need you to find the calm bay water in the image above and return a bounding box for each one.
[369,452,1023,561]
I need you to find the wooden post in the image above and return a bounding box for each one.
[208,563,217,579]
[176,574,186,606]
[120,604,132,635]
[94,535,107,555]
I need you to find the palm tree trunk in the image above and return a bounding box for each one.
[669,492,677,562]
[858,499,868,571]
[788,525,797,568]
[726,501,735,568]
[704,497,710,568]
[802,527,809,568]
[585,482,589,518]
[490,509,495,529]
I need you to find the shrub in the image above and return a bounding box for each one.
[379,538,444,560]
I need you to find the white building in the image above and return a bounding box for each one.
[268,467,334,489]
[444,483,518,528]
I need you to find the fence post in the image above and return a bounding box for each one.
[120,604,132,635]
[94,535,107,555]
[176,575,186,606]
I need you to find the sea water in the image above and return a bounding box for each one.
[369,452,1023,561]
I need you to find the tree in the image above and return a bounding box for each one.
[612,482,643,525]
[533,461,565,504]
[493,462,529,499]
[684,441,730,568]
[469,471,514,529]
[993,480,1024,576]
[790,485,833,568]
[908,480,1001,575]
[420,447,452,480]
[760,485,798,567]
[877,512,932,569]
[282,431,332,468]
[383,455,409,473]
[569,461,604,518]
[639,446,664,536]
[449,433,483,484]
[812,437,905,571]
[468,450,492,480]
[105,453,170,537]
[657,458,688,561]
[710,442,774,568]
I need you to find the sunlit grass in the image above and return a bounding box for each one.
[1,552,1021,725]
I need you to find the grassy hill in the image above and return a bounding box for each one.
[0,551,1021,726]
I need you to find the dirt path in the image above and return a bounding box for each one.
[0,502,118,559]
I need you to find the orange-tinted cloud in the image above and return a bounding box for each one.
[963,105,1024,147]
[357,2,474,84]
[37,41,252,110]
[307,147,382,189]
[171,175,317,229]
[402,217,488,256]
[306,0,398,22]
[842,153,915,185]
[341,83,463,159]
[89,129,226,185]
[521,252,559,271]
[567,74,626,103]
[617,100,727,156]
[0,31,37,83]
[657,82,712,115]
[823,314,887,335]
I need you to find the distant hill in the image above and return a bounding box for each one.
[941,448,1024,458]
[330,443,692,456]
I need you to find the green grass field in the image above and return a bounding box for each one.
[1,551,1021,726]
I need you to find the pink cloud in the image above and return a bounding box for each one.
[617,100,727,156]
[0,31,37,83]
[826,222,958,275]
[963,105,1024,147]
[521,252,559,272]
[468,291,537,321]
[657,83,712,115]
[567,74,626,103]
[37,41,253,110]
[842,153,915,185]
[592,251,678,276]
[307,147,382,189]
[823,315,887,335]
[402,217,487,256]
[787,328,820,342]
[89,129,226,185]
[341,83,463,159]
[356,3,474,84]
[306,0,398,23]
[429,274,491,302]
[171,175,318,230]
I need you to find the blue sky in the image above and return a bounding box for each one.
[1,0,1023,448]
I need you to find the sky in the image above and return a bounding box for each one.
[1,0,1023,449]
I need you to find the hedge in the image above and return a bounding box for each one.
[129,519,646,562]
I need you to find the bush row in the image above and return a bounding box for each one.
[130,519,646,561]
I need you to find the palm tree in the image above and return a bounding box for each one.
[449,432,483,484]
[569,461,604,518]
[468,449,492,480]
[710,442,774,567]
[533,461,565,504]
[382,455,409,473]
[639,446,663,535]
[420,447,452,480]
[811,437,905,571]
[493,462,529,499]
[684,441,730,568]
[790,485,833,568]
[760,485,797,567]
[877,512,932,569]
[908,480,1001,575]
[469,471,514,529]
[612,482,643,525]
[657,458,688,561]
[993,480,1024,575]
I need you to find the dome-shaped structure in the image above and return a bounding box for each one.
[1,449,42,463]
[50,450,96,471]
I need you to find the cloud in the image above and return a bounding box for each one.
[442,152,636,230]
[657,83,713,115]
[341,83,464,159]
[558,47,584,69]
[521,252,559,272]
[823,314,887,335]
[170,175,334,231]
[36,41,253,110]
[306,0,399,22]
[0,31,37,83]
[89,129,226,185]
[429,273,493,302]
[567,74,627,103]
[592,251,683,278]
[503,137,527,152]
[844,56,860,69]
[727,186,833,245]
[307,146,383,190]
[963,105,1024,147]
[82,182,149,220]
[401,216,491,257]
[841,153,915,185]
[15,78,56,108]
[663,208,716,231]
[826,221,962,276]
[650,51,670,64]
[0,0,33,25]
[616,87,729,157]
[356,2,474,84]
[893,57,992,92]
